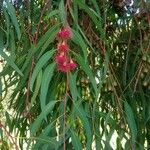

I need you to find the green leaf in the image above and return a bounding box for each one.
[40,63,56,111]
[5,0,21,39]
[30,70,43,110]
[75,54,98,96]
[59,0,66,25]
[91,0,101,16]
[0,51,23,76]
[69,72,80,101]
[47,9,59,19]
[37,26,59,58]
[70,129,82,150]
[0,79,2,98]
[30,100,56,135]
[30,50,55,91]
[33,121,57,149]
[74,103,92,150]
[36,23,59,57]
[72,0,78,24]
[10,28,16,60]
[5,112,12,131]
[3,8,10,46]
[22,24,59,72]
[124,101,137,143]
[0,30,21,76]
[76,0,102,33]
[72,29,88,61]
[0,128,3,139]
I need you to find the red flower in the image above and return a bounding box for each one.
[58,27,72,40]
[57,43,69,52]
[55,26,76,73]
[68,60,77,71]
[55,52,66,64]
[58,62,70,73]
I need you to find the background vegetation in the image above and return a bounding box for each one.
[0,0,150,149]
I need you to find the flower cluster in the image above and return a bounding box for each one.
[55,27,77,73]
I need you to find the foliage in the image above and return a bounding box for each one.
[0,0,150,149]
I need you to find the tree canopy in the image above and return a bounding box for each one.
[0,0,150,149]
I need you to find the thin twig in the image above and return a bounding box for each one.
[0,121,19,150]
[63,73,69,150]
[35,0,50,42]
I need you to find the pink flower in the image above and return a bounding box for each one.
[68,60,77,71]
[58,27,72,40]
[55,52,66,64]
[57,43,69,52]
[58,62,70,73]
[57,59,77,73]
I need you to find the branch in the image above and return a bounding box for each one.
[0,121,19,150]
[34,0,50,43]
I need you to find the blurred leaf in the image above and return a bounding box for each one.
[76,0,102,33]
[124,101,137,143]
[72,29,88,61]
[70,128,82,150]
[59,0,66,25]
[40,63,56,111]
[0,51,23,76]
[47,9,59,19]
[30,100,56,135]
[30,70,43,110]
[30,50,55,91]
[69,72,80,101]
[75,54,98,96]
[5,0,21,39]
[74,102,92,149]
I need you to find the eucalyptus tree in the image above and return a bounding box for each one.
[0,0,150,149]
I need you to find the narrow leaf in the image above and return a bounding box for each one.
[124,101,137,143]
[72,29,88,61]
[59,0,66,25]
[0,51,23,76]
[74,103,92,150]
[69,72,80,101]
[75,54,98,96]
[30,50,55,91]
[5,0,21,39]
[30,101,56,135]
[30,70,43,110]
[40,63,56,111]
[70,129,82,150]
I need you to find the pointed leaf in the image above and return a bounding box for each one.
[30,70,43,110]
[30,101,56,135]
[5,0,21,39]
[0,51,23,76]
[70,129,82,150]
[124,101,137,143]
[59,0,66,25]
[30,50,55,91]
[74,103,92,150]
[40,63,56,111]
[75,54,98,96]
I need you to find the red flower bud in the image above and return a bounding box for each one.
[68,60,77,71]
[58,27,72,40]
[55,52,66,64]
[57,43,69,52]
[58,62,70,73]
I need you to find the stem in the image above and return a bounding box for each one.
[35,0,50,42]
[63,73,69,150]
[0,121,19,150]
